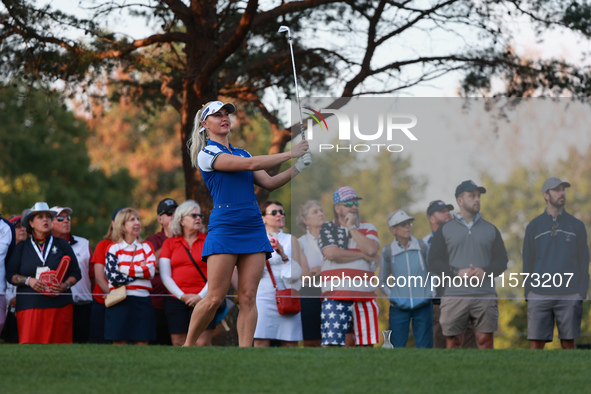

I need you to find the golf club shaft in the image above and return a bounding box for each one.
[279,26,311,166]
[286,34,306,142]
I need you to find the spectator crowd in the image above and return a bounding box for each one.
[0,176,588,349]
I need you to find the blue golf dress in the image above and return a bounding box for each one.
[197,140,273,261]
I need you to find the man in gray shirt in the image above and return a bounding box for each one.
[428,180,508,349]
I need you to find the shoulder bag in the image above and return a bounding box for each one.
[265,260,301,315]
[105,244,136,308]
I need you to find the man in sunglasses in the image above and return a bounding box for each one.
[50,206,92,343]
[318,186,380,347]
[428,180,508,349]
[145,198,179,345]
[523,177,589,350]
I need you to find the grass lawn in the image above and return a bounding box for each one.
[2,345,589,393]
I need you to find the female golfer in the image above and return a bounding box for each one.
[184,100,310,347]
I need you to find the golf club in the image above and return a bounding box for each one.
[278,25,311,165]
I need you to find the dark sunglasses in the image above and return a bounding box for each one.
[551,221,559,237]
[188,213,204,219]
[397,221,413,228]
[342,201,359,208]
[161,210,176,217]
[265,209,285,216]
[56,215,71,222]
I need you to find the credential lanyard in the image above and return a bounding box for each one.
[31,236,53,266]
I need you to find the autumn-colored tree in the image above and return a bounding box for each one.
[3,0,591,213]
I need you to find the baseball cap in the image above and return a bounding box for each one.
[455,180,487,198]
[50,206,73,217]
[333,186,362,204]
[426,200,454,217]
[387,210,415,227]
[157,198,179,215]
[111,207,124,221]
[9,215,21,225]
[541,177,571,193]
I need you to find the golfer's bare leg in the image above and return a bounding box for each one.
[236,252,265,347]
[183,254,236,347]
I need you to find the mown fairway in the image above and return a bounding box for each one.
[2,345,589,393]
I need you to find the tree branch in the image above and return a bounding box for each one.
[195,0,258,92]
[98,32,188,59]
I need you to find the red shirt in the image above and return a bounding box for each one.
[160,233,207,294]
[89,239,113,304]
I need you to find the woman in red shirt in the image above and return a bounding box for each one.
[159,200,216,346]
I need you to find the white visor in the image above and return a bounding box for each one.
[198,101,236,133]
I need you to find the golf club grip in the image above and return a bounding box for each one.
[299,123,306,141]
[299,124,311,165]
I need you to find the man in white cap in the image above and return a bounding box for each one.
[318,186,380,347]
[429,180,508,349]
[50,206,93,343]
[379,210,432,348]
[523,177,589,350]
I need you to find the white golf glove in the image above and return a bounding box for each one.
[295,152,312,173]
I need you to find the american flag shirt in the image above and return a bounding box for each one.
[318,220,379,300]
[105,240,156,297]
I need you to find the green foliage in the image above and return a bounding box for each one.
[0,84,135,244]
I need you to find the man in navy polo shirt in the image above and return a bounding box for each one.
[523,177,589,349]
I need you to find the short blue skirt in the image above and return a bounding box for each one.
[202,201,273,261]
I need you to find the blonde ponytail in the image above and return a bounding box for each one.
[188,102,215,167]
